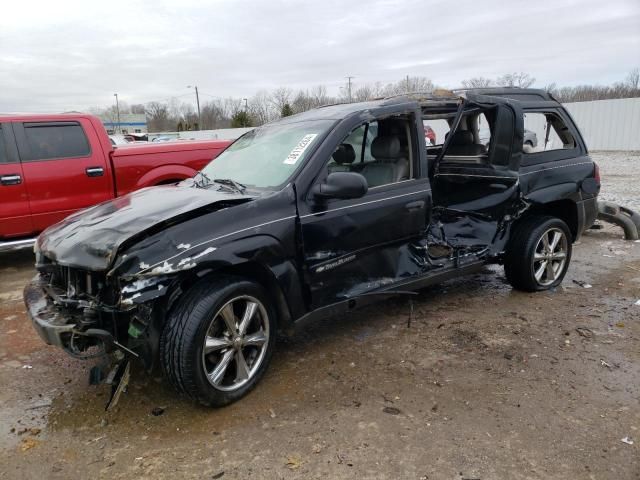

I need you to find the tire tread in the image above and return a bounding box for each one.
[160,276,269,406]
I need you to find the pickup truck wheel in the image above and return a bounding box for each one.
[504,216,572,292]
[160,276,276,407]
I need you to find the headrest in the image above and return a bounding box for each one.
[449,130,474,145]
[332,143,356,165]
[371,136,401,159]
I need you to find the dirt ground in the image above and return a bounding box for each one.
[0,152,638,480]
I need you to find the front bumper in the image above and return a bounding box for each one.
[24,277,77,348]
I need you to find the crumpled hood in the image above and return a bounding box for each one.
[38,185,253,271]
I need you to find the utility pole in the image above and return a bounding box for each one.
[346,76,354,102]
[187,85,201,130]
[406,75,410,93]
[113,93,121,133]
[243,98,248,111]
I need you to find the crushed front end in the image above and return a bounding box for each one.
[24,252,163,369]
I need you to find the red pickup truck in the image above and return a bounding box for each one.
[0,113,231,250]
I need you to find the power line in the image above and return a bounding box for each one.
[346,76,355,102]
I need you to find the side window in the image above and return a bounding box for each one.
[362,122,378,162]
[477,113,491,150]
[423,119,450,147]
[23,122,91,161]
[523,112,576,154]
[327,117,414,189]
[343,124,367,161]
[0,126,7,164]
[327,124,367,173]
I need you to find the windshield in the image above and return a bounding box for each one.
[199,119,335,189]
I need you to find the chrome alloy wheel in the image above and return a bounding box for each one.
[532,227,568,286]
[201,295,269,392]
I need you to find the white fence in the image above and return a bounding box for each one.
[564,97,640,151]
[148,128,253,142]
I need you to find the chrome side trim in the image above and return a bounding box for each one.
[0,238,36,252]
[435,173,515,180]
[299,189,431,219]
[519,161,593,177]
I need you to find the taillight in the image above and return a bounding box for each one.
[593,162,601,184]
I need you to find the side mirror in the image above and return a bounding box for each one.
[313,172,368,200]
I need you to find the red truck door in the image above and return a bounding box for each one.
[0,122,34,239]
[13,119,112,231]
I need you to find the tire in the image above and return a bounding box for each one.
[160,275,276,407]
[504,216,572,292]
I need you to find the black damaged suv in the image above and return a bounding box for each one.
[25,88,600,406]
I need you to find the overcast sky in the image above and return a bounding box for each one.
[1,0,639,112]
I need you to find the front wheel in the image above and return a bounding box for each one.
[160,276,276,407]
[504,216,572,292]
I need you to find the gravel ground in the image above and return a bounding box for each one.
[0,152,638,480]
[594,151,640,211]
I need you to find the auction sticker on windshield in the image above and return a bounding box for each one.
[284,134,318,165]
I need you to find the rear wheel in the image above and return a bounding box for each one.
[504,216,572,291]
[160,276,276,407]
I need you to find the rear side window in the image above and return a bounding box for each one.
[523,112,576,153]
[23,122,90,161]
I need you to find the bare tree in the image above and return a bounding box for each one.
[496,72,536,88]
[461,77,493,88]
[248,90,274,126]
[310,85,330,106]
[353,84,375,102]
[291,90,312,113]
[626,68,640,90]
[221,97,243,118]
[130,103,146,114]
[200,100,229,129]
[145,102,171,131]
[406,76,435,94]
[94,70,640,132]
[270,87,293,115]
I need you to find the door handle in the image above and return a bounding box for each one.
[85,167,104,177]
[405,200,425,211]
[0,174,22,186]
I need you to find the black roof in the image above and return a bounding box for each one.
[270,88,557,125]
[453,87,556,102]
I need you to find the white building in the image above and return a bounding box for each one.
[100,113,148,135]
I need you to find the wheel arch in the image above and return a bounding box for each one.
[135,164,198,188]
[520,199,578,241]
[158,235,305,332]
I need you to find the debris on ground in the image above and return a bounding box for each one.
[597,201,640,240]
[285,455,303,470]
[19,438,39,452]
[151,407,165,416]
[572,280,593,289]
[634,299,640,306]
[211,472,225,479]
[269,408,276,418]
[621,437,634,445]
[383,406,401,415]
[600,359,612,369]
[576,327,595,339]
